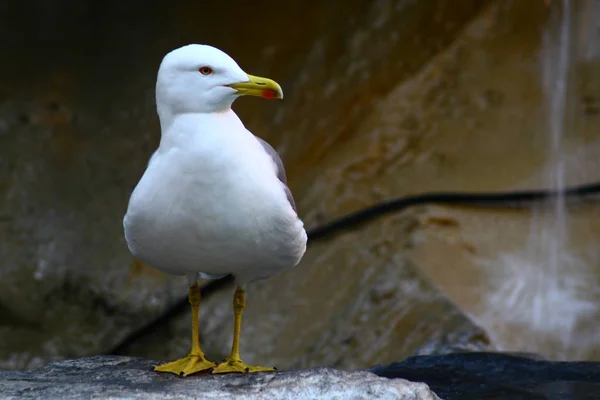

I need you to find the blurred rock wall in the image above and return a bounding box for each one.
[1,0,600,370]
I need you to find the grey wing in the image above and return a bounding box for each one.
[255,136,297,212]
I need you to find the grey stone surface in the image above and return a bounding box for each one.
[0,356,439,400]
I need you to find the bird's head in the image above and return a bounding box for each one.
[155,44,283,116]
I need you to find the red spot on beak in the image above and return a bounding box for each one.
[262,89,277,99]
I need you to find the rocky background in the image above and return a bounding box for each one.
[1,0,600,372]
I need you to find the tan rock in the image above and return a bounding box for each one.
[7,0,599,372]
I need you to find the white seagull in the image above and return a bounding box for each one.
[123,44,307,376]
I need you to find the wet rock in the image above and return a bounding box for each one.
[0,356,439,400]
[370,352,600,400]
[280,0,600,362]
[396,0,600,361]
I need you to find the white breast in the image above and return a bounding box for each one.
[123,111,307,283]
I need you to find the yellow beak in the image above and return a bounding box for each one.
[227,74,283,100]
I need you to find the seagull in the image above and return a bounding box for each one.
[123,44,307,376]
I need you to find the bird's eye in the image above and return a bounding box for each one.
[199,66,213,76]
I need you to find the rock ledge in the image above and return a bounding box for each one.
[0,356,438,400]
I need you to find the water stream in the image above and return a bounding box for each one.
[541,0,572,281]
[529,0,579,358]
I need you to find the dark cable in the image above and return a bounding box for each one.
[308,181,600,241]
[107,181,600,355]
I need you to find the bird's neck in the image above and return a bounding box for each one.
[157,108,244,149]
[158,105,240,129]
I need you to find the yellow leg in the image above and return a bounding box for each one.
[154,283,216,377]
[212,286,276,374]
